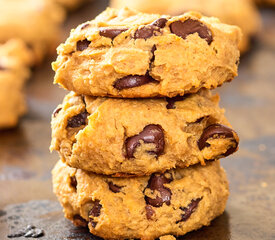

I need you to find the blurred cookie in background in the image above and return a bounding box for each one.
[52,0,94,10]
[110,0,261,53]
[0,0,66,64]
[0,39,33,129]
[255,0,275,6]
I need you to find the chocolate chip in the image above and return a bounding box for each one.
[81,23,90,30]
[195,117,205,123]
[113,74,157,90]
[145,205,155,220]
[166,96,186,109]
[88,200,102,228]
[145,173,172,207]
[90,221,96,228]
[99,28,128,39]
[150,45,157,62]
[76,39,91,51]
[198,124,238,156]
[73,215,88,227]
[170,19,213,44]
[108,182,122,193]
[125,124,165,158]
[70,176,77,189]
[177,198,202,223]
[66,111,88,128]
[134,25,160,39]
[151,45,157,54]
[89,200,102,217]
[151,18,168,28]
[53,107,62,117]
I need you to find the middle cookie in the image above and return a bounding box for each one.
[51,90,239,176]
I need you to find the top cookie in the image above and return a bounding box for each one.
[53,8,241,98]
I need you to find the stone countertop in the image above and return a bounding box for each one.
[0,1,275,239]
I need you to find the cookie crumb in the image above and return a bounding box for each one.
[7,225,44,238]
[159,235,176,240]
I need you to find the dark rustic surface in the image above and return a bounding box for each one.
[0,1,275,239]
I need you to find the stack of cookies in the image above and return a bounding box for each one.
[51,8,241,239]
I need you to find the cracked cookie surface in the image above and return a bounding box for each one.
[50,90,239,176]
[53,7,241,98]
[52,160,229,240]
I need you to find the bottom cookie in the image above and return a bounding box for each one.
[52,160,229,240]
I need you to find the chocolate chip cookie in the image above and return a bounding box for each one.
[52,160,229,240]
[53,0,91,10]
[53,8,241,98]
[255,0,275,5]
[0,39,33,128]
[0,0,65,63]
[50,90,239,176]
[110,0,260,53]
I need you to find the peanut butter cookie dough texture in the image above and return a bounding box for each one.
[51,8,241,239]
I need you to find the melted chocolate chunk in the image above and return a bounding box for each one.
[151,45,157,62]
[89,200,102,217]
[134,25,160,39]
[53,107,62,117]
[114,74,157,90]
[145,173,172,207]
[134,18,167,40]
[81,23,90,30]
[108,182,122,193]
[177,198,202,223]
[145,205,155,220]
[198,124,238,156]
[194,117,205,123]
[125,124,165,158]
[152,18,168,28]
[76,39,91,51]
[73,215,88,227]
[88,200,102,228]
[166,96,186,109]
[70,176,77,189]
[170,19,213,44]
[99,28,128,39]
[66,111,88,128]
